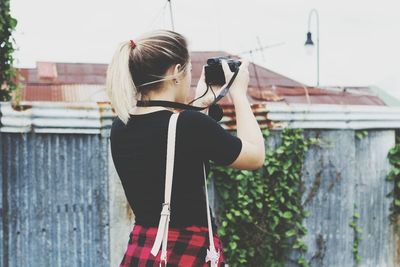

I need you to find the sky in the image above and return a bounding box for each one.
[10,0,400,98]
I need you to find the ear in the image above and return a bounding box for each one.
[173,63,182,75]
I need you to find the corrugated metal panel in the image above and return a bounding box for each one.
[264,103,400,129]
[219,103,400,130]
[0,101,113,135]
[0,101,398,266]
[1,132,110,266]
[3,102,400,136]
[355,130,396,266]
[297,130,395,266]
[238,130,395,267]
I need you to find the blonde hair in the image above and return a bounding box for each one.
[106,30,190,124]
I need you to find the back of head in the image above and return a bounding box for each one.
[106,29,190,124]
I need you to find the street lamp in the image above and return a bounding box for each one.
[305,8,320,86]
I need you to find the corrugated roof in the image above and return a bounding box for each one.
[16,51,387,108]
[19,62,108,85]
[22,84,106,102]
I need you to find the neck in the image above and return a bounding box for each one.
[130,87,180,114]
[142,85,178,102]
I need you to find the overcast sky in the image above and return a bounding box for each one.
[10,0,400,97]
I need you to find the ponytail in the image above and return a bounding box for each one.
[106,30,189,125]
[106,41,137,125]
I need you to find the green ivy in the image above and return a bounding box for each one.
[209,128,312,266]
[386,130,400,232]
[0,0,24,103]
[349,204,362,266]
[355,130,368,140]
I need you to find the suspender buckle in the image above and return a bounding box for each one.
[160,258,167,267]
[160,202,170,216]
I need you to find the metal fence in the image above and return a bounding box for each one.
[1,132,110,267]
[273,129,396,267]
[1,101,399,267]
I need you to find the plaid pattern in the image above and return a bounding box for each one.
[119,224,226,267]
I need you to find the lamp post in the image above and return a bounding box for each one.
[305,8,320,86]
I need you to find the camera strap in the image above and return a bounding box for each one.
[208,69,239,105]
[136,69,239,121]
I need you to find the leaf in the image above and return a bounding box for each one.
[218,227,225,236]
[282,211,293,219]
[267,166,276,175]
[293,242,301,249]
[232,234,240,241]
[9,18,18,29]
[285,229,296,237]
[229,241,237,250]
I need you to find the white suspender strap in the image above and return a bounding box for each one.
[202,108,220,266]
[150,112,220,267]
[150,112,179,266]
[203,163,220,266]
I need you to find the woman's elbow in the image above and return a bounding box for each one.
[249,144,266,170]
[249,154,265,170]
[256,156,265,169]
[254,146,265,169]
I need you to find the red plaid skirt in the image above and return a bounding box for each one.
[119,224,226,267]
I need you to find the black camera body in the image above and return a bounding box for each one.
[204,57,241,85]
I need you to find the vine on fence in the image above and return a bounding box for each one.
[386,130,400,232]
[209,128,313,267]
[349,203,362,266]
[0,0,23,103]
[355,130,368,140]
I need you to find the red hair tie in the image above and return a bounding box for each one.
[130,39,136,49]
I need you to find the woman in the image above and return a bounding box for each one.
[107,30,265,267]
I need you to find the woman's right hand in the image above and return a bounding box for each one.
[220,58,250,99]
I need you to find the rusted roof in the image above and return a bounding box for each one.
[16,51,387,107]
[19,62,108,85]
[21,84,106,102]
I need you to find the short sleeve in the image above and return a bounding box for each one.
[179,110,242,166]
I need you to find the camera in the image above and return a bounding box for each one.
[204,57,241,85]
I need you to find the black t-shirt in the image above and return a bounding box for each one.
[109,109,242,232]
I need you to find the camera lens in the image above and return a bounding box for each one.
[207,58,218,65]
